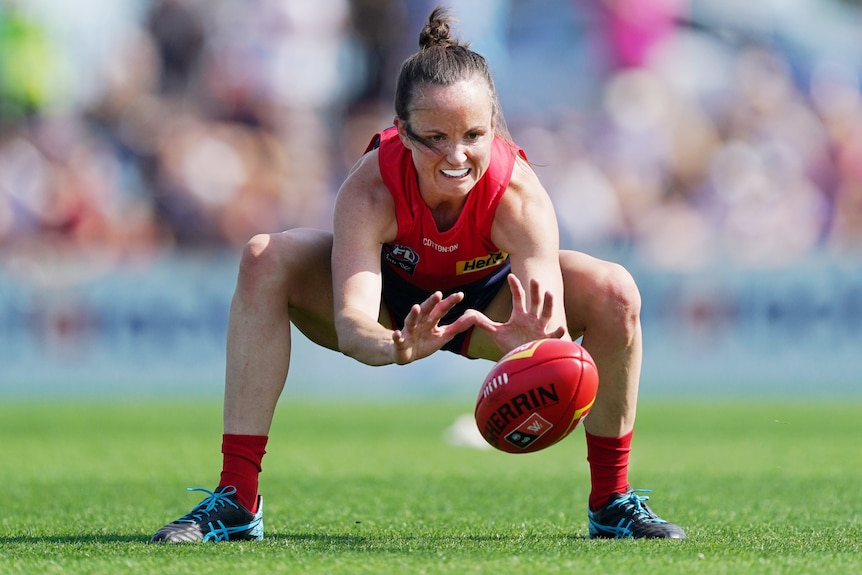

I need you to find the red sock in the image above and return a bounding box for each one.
[219,434,268,513]
[586,429,633,511]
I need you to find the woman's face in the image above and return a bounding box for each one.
[395,78,495,204]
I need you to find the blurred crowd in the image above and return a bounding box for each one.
[2,0,862,275]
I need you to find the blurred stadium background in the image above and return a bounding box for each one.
[1,0,861,399]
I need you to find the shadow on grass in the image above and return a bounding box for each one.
[0,534,147,545]
[1,532,591,548]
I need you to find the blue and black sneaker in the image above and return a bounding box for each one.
[150,486,263,543]
[588,489,686,539]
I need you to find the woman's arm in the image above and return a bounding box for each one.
[475,157,570,351]
[331,151,400,365]
[331,151,474,366]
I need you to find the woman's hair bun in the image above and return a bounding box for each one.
[418,6,459,49]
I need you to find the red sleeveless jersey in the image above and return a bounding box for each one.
[368,126,524,293]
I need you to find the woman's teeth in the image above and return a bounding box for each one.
[442,168,469,177]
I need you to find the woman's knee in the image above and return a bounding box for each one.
[562,254,641,335]
[238,233,289,288]
[237,229,330,295]
[596,262,641,323]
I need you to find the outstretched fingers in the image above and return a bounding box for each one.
[475,273,568,353]
[510,274,558,325]
[392,291,467,364]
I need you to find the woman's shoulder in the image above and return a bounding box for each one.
[504,152,545,200]
[338,148,393,208]
[347,145,382,182]
[492,152,556,232]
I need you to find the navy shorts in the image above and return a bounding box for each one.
[381,258,511,358]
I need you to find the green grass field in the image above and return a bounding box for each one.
[1,397,859,574]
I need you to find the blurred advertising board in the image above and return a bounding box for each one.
[1,252,860,398]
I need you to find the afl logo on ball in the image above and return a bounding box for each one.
[505,412,553,449]
[383,243,419,275]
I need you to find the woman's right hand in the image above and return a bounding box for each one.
[391,290,473,364]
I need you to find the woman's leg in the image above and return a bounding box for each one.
[557,251,642,439]
[558,251,685,539]
[151,228,340,542]
[224,228,339,436]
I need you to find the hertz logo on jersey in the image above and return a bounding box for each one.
[456,251,508,275]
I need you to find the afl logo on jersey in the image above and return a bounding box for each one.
[383,243,419,275]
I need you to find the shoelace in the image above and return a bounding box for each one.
[180,487,241,523]
[610,489,665,523]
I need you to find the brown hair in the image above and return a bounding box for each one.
[394,5,511,146]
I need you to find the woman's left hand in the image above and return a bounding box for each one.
[467,274,567,354]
